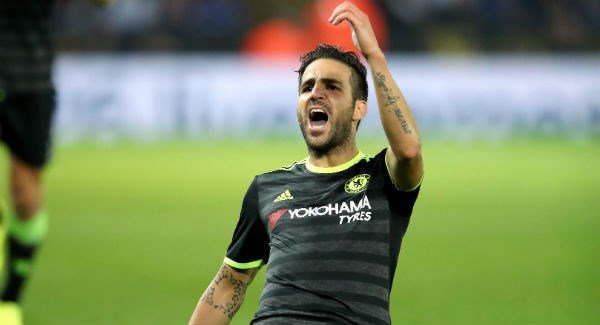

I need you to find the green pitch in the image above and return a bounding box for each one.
[1,139,598,324]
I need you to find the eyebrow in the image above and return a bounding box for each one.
[300,77,343,89]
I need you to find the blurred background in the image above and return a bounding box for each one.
[54,0,599,52]
[50,0,599,142]
[1,0,599,324]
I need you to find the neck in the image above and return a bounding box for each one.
[308,140,359,168]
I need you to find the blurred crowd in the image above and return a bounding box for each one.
[53,0,599,53]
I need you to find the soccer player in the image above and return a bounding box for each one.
[0,1,57,324]
[1,2,110,323]
[189,2,423,324]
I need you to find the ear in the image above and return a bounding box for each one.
[353,100,367,122]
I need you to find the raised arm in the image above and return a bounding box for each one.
[188,263,259,325]
[330,1,423,190]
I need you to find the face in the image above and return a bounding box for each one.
[297,59,359,154]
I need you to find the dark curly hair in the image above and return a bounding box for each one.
[296,44,368,102]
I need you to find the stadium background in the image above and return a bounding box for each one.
[1,0,599,324]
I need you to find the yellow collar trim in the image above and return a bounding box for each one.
[305,151,368,174]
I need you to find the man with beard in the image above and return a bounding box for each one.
[189,2,423,324]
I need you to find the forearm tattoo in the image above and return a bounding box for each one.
[200,266,248,319]
[375,72,412,134]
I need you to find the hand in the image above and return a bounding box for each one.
[328,1,383,59]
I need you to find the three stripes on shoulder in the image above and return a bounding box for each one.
[274,190,294,202]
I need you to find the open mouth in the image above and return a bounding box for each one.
[309,108,329,128]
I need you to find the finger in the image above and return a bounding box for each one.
[330,11,348,26]
[331,11,362,28]
[329,1,365,22]
[328,1,351,22]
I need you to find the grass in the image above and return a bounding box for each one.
[0,138,598,324]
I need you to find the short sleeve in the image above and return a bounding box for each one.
[375,149,422,217]
[225,177,270,269]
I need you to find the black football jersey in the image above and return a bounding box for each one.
[226,148,421,324]
[0,0,55,93]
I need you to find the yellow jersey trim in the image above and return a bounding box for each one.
[223,257,262,269]
[384,152,423,192]
[279,158,307,171]
[305,151,369,174]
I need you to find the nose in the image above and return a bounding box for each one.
[309,83,325,100]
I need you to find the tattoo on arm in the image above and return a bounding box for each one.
[375,72,412,134]
[200,266,249,319]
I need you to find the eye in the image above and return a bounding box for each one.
[301,85,313,93]
[326,84,338,90]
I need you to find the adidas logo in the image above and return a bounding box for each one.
[274,190,294,202]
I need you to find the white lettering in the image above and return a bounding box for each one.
[362,196,372,210]
[289,208,308,219]
[330,203,339,215]
[350,200,360,212]
[288,195,373,224]
[340,202,350,213]
[288,209,297,219]
[316,206,328,216]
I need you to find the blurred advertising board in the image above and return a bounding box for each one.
[55,54,599,142]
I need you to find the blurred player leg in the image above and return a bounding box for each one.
[0,91,54,325]
[2,156,48,303]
